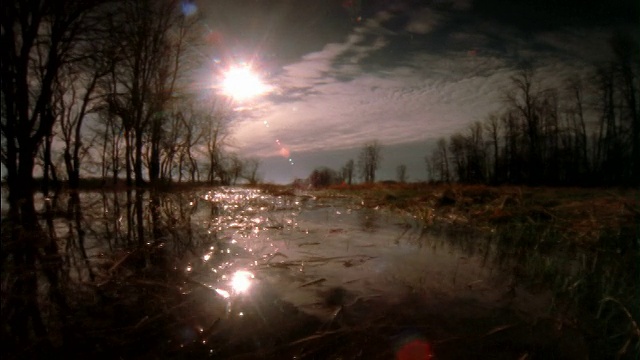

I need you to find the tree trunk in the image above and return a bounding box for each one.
[42,134,53,195]
[17,148,38,223]
[125,129,133,187]
[149,118,161,184]
[135,131,145,187]
[100,128,109,186]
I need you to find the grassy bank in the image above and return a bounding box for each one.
[283,182,639,358]
[298,183,639,249]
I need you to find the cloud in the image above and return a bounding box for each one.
[233,39,512,159]
[533,29,614,64]
[225,2,633,183]
[236,24,511,155]
[405,8,444,34]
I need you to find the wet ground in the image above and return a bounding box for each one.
[1,187,638,359]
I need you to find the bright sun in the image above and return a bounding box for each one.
[221,65,270,101]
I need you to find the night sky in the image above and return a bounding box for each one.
[191,0,639,184]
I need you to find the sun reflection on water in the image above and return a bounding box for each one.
[215,288,230,299]
[230,270,254,294]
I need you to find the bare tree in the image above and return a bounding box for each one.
[105,0,191,186]
[610,32,640,184]
[484,113,501,183]
[538,89,561,182]
[203,99,232,184]
[501,111,522,183]
[242,158,261,185]
[54,39,111,188]
[358,140,383,183]
[448,133,466,182]
[396,164,407,183]
[227,153,244,185]
[0,0,104,348]
[566,78,590,177]
[437,138,450,183]
[507,67,542,183]
[148,11,195,184]
[594,63,623,184]
[1,0,102,215]
[424,155,434,181]
[309,167,340,188]
[160,105,183,181]
[39,114,59,195]
[94,109,123,185]
[465,121,487,183]
[341,159,355,185]
[165,100,205,183]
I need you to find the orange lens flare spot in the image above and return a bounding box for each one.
[396,339,433,360]
[279,147,290,158]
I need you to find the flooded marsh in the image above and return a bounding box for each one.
[1,187,638,359]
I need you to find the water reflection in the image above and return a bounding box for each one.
[230,270,254,294]
[358,206,379,232]
[1,188,638,359]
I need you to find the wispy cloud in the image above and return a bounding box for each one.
[405,8,444,34]
[233,23,513,158]
[225,2,633,182]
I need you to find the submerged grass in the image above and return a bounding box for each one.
[286,183,640,359]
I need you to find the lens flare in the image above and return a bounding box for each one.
[221,65,270,101]
[180,1,197,16]
[279,147,290,158]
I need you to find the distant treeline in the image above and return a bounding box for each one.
[427,34,639,187]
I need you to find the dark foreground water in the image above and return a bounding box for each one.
[1,188,638,359]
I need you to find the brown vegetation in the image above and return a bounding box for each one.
[299,183,639,247]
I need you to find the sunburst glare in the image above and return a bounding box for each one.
[221,65,271,101]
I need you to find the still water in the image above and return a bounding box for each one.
[2,188,636,359]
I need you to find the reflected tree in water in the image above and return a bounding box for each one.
[358,207,379,233]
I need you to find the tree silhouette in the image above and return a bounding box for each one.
[432,38,639,187]
[309,167,340,188]
[242,158,262,185]
[396,164,407,183]
[358,141,383,183]
[341,159,355,185]
[104,0,191,186]
[427,138,451,182]
[1,0,103,216]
